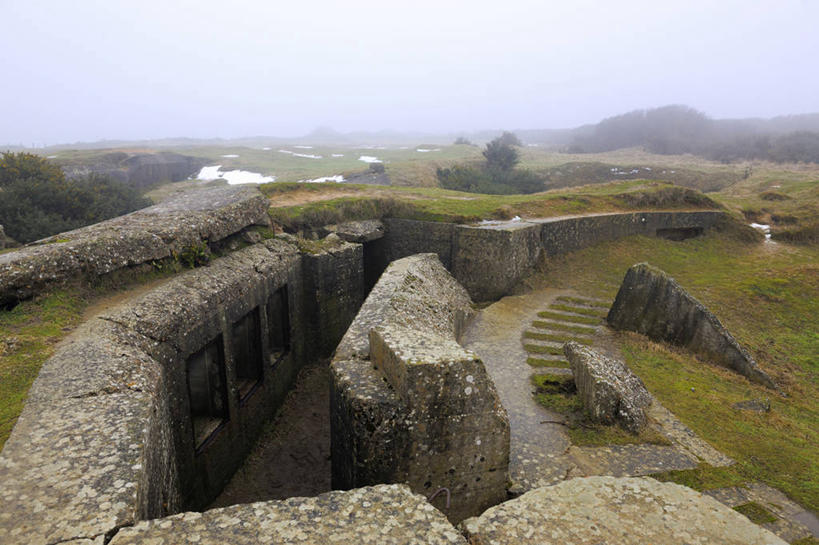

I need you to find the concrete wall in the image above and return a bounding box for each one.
[381,211,724,302]
[0,236,365,545]
[330,254,510,523]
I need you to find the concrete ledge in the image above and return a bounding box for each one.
[109,484,466,545]
[0,185,269,307]
[460,476,786,545]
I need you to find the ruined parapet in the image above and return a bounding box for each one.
[0,185,269,307]
[379,212,724,303]
[460,476,787,545]
[109,485,466,545]
[452,221,543,302]
[607,263,776,388]
[330,253,509,523]
[564,342,652,433]
[0,240,309,544]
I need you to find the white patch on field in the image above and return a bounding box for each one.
[262,147,271,151]
[527,143,539,147]
[399,146,409,149]
[331,153,344,157]
[196,165,275,185]
[278,149,322,159]
[358,155,382,163]
[293,145,313,149]
[750,223,773,241]
[771,184,781,188]
[416,148,441,153]
[221,154,240,158]
[46,155,58,159]
[297,175,345,183]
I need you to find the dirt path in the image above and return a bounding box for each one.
[209,362,331,508]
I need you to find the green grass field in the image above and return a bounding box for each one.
[533,229,818,512]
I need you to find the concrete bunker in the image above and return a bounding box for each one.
[0,194,727,544]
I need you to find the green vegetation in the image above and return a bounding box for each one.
[548,304,608,318]
[527,356,568,368]
[531,320,596,335]
[650,463,747,491]
[536,310,601,325]
[523,331,592,344]
[0,152,151,243]
[534,228,818,511]
[733,502,778,524]
[0,290,87,448]
[523,343,563,355]
[531,373,671,447]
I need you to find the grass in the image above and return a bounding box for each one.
[527,357,570,368]
[531,373,671,447]
[523,331,592,344]
[555,295,610,308]
[548,303,608,318]
[260,180,722,232]
[0,290,87,448]
[536,310,601,325]
[534,229,819,512]
[523,343,563,355]
[531,320,597,334]
[733,502,779,524]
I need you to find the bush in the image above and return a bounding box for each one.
[0,152,151,243]
[483,139,519,171]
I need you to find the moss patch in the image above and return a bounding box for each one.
[537,310,601,325]
[733,501,779,524]
[531,374,672,447]
[527,357,570,368]
[523,343,563,356]
[549,303,608,318]
[531,320,597,335]
[650,463,747,491]
[523,331,592,344]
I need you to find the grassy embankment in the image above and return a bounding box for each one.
[262,180,721,232]
[531,228,818,512]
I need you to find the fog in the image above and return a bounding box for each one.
[1,0,817,146]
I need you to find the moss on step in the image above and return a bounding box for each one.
[548,303,609,318]
[527,357,570,368]
[733,501,778,524]
[531,320,597,335]
[537,310,601,325]
[524,343,563,356]
[523,331,592,344]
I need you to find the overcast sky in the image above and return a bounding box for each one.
[2,0,817,145]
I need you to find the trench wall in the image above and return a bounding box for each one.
[0,238,364,545]
[380,211,723,301]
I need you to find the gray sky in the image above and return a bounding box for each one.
[2,0,818,145]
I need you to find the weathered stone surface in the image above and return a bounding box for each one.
[452,221,543,302]
[334,253,472,361]
[0,240,311,544]
[607,262,776,388]
[324,219,385,242]
[380,212,723,303]
[0,391,161,545]
[564,341,652,433]
[0,185,269,306]
[330,254,509,522]
[109,485,466,545]
[460,476,787,545]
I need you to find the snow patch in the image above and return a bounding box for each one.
[196,165,275,185]
[279,149,323,159]
[331,153,345,157]
[750,223,773,241]
[416,148,441,153]
[297,175,345,184]
[262,147,271,151]
[221,154,240,158]
[358,155,382,163]
[293,145,314,149]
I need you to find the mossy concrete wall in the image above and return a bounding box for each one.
[0,236,366,545]
[381,211,723,302]
[330,254,510,523]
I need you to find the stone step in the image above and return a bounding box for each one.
[536,310,603,326]
[523,329,593,344]
[548,303,609,319]
[531,319,598,335]
[554,295,611,309]
[526,354,570,368]
[523,340,564,356]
